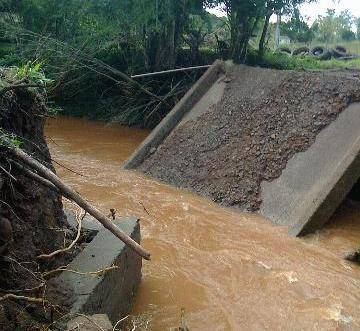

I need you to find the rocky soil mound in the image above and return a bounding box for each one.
[139,65,360,211]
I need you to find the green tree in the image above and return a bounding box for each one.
[205,0,267,63]
[356,18,360,40]
[183,13,212,64]
[258,0,313,57]
[341,29,356,41]
[281,8,313,43]
[313,9,354,43]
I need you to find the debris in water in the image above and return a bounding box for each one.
[283,271,299,283]
[257,261,272,270]
[325,303,353,324]
[170,308,190,331]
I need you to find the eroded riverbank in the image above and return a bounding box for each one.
[46,116,360,330]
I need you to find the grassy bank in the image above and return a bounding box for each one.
[289,40,360,55]
[247,50,360,70]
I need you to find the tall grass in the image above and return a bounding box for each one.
[247,49,360,70]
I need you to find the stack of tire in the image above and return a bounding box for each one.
[331,46,347,58]
[289,45,353,61]
[278,47,292,56]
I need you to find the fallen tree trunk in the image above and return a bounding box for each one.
[11,161,60,194]
[9,146,151,260]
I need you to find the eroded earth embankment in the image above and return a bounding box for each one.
[139,65,360,211]
[0,86,71,329]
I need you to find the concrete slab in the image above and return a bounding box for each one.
[123,60,225,169]
[57,212,142,323]
[126,63,359,236]
[180,75,226,125]
[260,102,360,236]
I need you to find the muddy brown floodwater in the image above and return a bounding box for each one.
[46,116,360,330]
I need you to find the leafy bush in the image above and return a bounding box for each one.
[0,42,14,58]
[341,30,356,42]
[177,48,218,67]
[95,43,147,73]
[0,53,22,67]
[15,62,53,85]
[0,128,22,148]
[246,49,299,69]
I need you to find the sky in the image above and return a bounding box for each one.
[207,0,360,24]
[300,0,360,23]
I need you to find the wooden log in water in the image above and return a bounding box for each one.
[9,146,151,261]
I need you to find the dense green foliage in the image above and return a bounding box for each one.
[281,9,314,43]
[0,1,223,127]
[0,0,359,127]
[280,8,360,45]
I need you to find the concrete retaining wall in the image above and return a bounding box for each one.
[57,212,142,323]
[123,60,225,169]
[260,102,360,236]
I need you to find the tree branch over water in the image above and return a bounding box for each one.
[6,143,151,260]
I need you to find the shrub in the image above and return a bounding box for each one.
[246,49,360,71]
[341,30,356,42]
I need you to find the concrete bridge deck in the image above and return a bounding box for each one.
[124,61,360,235]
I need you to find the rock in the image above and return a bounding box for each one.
[67,314,113,331]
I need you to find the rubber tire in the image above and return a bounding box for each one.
[338,55,360,61]
[292,46,310,56]
[332,46,347,58]
[311,46,332,60]
[278,47,292,55]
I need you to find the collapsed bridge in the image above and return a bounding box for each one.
[124,61,360,236]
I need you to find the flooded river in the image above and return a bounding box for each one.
[46,116,360,330]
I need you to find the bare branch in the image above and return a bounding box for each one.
[42,265,119,278]
[0,293,49,305]
[112,315,129,331]
[0,165,17,182]
[37,210,86,260]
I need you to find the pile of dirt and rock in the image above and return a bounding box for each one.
[0,85,78,330]
[139,65,360,211]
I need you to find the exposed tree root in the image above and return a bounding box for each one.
[0,293,49,305]
[42,265,119,278]
[37,209,86,260]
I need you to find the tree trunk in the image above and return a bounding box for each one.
[275,14,281,49]
[232,16,259,64]
[259,13,272,58]
[154,21,176,71]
